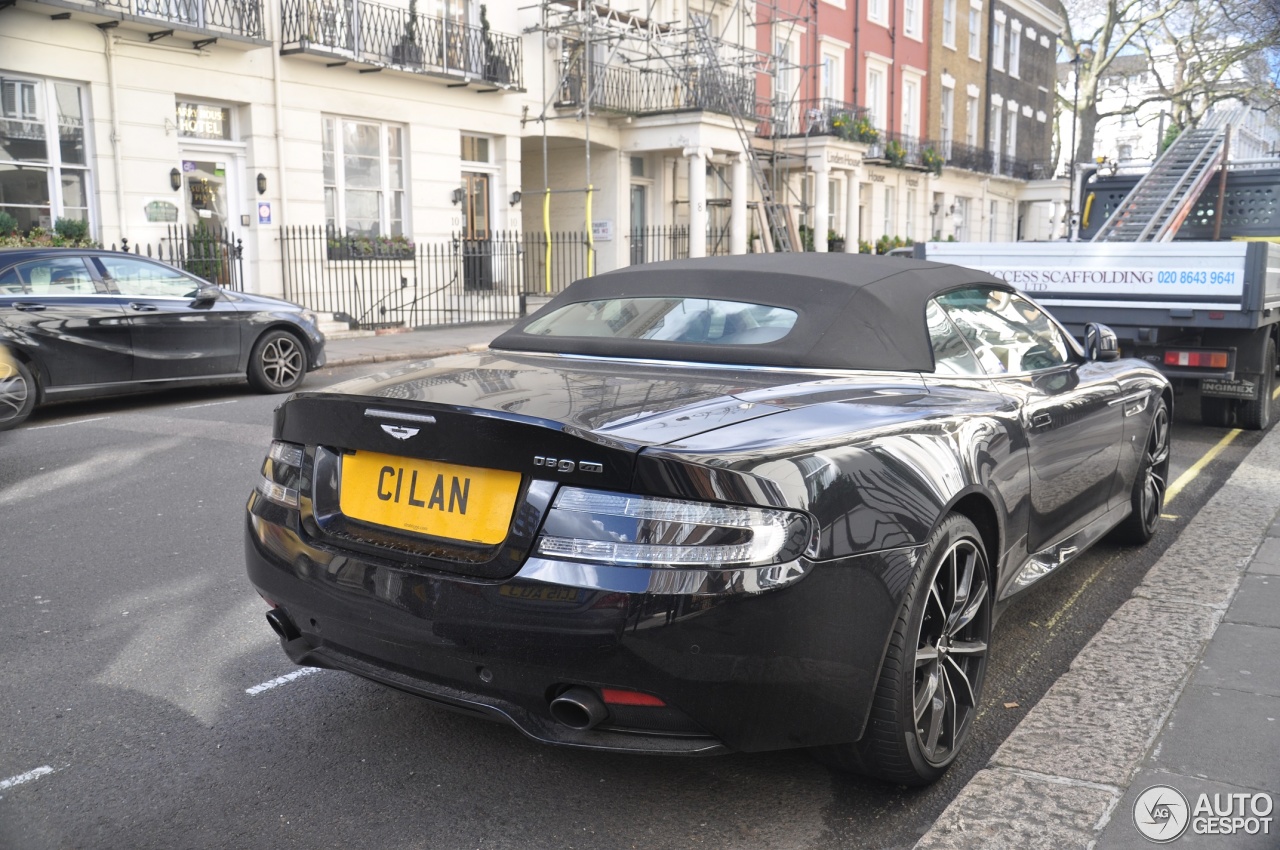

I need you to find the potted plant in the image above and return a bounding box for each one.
[885,139,906,168]
[827,229,844,252]
[393,0,424,67]
[921,146,944,176]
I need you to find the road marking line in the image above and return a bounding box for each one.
[0,765,56,795]
[1165,428,1242,506]
[1042,561,1108,632]
[27,417,108,431]
[246,667,322,695]
[174,400,239,410]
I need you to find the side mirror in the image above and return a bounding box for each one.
[1084,323,1120,362]
[191,284,221,306]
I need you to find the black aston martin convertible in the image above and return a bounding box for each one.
[245,254,1170,784]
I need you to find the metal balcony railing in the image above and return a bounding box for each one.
[281,0,523,89]
[757,98,874,141]
[66,0,265,37]
[555,59,754,117]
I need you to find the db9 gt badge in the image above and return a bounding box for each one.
[534,456,602,474]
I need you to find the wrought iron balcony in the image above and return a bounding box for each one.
[757,98,874,141]
[864,131,932,170]
[31,0,265,40]
[555,59,754,117]
[280,0,523,90]
[939,141,1053,180]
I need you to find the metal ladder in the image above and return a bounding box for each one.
[688,19,794,252]
[1091,110,1241,242]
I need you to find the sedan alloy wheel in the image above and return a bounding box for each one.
[249,330,306,393]
[0,350,35,430]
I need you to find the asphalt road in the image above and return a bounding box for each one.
[0,369,1264,850]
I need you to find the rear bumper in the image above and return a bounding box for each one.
[245,498,913,755]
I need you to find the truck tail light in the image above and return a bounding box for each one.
[1164,350,1229,369]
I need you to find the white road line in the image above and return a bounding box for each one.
[174,400,239,411]
[246,667,322,695]
[0,765,56,796]
[27,417,108,431]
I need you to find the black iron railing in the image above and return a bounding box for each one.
[758,98,875,141]
[112,226,245,290]
[91,0,264,38]
[280,0,522,89]
[281,228,553,328]
[521,231,594,296]
[863,131,931,170]
[557,60,754,117]
[628,225,689,265]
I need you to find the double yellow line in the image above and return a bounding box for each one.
[1165,382,1280,507]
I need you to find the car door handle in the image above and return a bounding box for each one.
[1031,412,1053,429]
[129,302,158,312]
[13,302,46,312]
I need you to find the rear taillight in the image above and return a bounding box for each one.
[535,487,811,569]
[1164,349,1229,369]
[257,440,305,509]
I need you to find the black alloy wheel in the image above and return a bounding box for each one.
[0,351,35,430]
[816,514,991,784]
[248,330,306,393]
[1113,396,1171,545]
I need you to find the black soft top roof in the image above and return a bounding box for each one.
[492,254,1013,371]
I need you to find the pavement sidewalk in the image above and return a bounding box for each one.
[320,320,515,368]
[319,324,1280,848]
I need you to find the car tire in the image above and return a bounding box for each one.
[1237,338,1275,431]
[0,353,36,431]
[815,513,991,785]
[248,329,307,394]
[1112,396,1171,546]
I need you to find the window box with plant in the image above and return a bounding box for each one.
[885,139,907,168]
[326,233,416,260]
[833,114,880,144]
[0,215,98,248]
[921,146,944,176]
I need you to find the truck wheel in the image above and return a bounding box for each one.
[1201,396,1234,428]
[1238,338,1276,431]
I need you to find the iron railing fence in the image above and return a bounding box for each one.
[628,225,689,266]
[111,226,245,291]
[556,59,754,117]
[280,0,522,88]
[281,228,535,328]
[520,231,594,295]
[90,0,264,37]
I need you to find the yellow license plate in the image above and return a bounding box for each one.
[339,450,521,545]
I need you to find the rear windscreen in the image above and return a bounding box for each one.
[522,297,799,346]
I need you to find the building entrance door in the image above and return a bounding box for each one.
[178,156,242,287]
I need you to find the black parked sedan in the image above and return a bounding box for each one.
[0,248,325,429]
[245,255,1169,784]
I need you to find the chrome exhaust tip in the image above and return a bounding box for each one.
[549,686,609,731]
